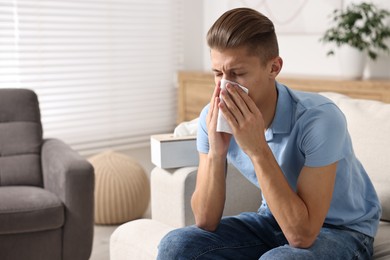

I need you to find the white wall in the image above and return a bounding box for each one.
[183,0,390,79]
[180,1,204,70]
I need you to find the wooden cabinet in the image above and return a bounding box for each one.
[177,71,215,123]
[277,77,390,103]
[177,71,390,123]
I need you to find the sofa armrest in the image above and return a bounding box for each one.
[151,166,198,228]
[41,138,94,260]
[151,164,261,228]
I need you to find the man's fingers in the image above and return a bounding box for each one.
[208,82,221,118]
[220,85,247,122]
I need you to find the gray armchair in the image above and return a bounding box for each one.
[0,89,94,260]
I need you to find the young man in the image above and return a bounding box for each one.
[158,8,381,259]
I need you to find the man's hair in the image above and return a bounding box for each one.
[207,8,279,65]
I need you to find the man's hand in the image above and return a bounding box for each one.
[207,82,232,158]
[219,83,267,158]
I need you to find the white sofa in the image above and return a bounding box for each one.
[110,92,390,259]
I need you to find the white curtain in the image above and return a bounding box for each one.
[0,0,182,155]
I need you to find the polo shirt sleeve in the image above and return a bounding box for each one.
[196,104,210,154]
[298,103,349,167]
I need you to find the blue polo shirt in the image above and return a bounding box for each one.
[196,82,381,238]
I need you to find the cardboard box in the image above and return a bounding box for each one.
[150,133,199,168]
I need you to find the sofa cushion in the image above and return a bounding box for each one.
[0,186,64,234]
[320,92,390,221]
[110,219,174,260]
[374,221,390,259]
[0,89,43,187]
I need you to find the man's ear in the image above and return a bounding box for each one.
[269,57,283,78]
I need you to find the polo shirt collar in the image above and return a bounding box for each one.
[265,82,293,141]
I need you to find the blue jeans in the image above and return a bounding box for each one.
[157,209,373,259]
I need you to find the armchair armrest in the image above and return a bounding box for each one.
[151,164,261,228]
[41,138,94,260]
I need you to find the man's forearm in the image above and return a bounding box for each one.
[250,145,317,247]
[191,153,227,231]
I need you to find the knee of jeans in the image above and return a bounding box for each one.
[259,245,313,260]
[157,227,193,259]
[158,230,178,257]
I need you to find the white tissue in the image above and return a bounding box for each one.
[173,118,199,137]
[217,79,249,134]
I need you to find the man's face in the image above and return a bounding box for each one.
[210,46,276,108]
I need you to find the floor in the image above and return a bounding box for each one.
[89,145,155,260]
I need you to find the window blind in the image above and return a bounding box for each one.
[0,0,182,155]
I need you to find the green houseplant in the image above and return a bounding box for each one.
[320,2,390,61]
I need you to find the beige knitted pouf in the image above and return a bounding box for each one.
[88,151,150,225]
